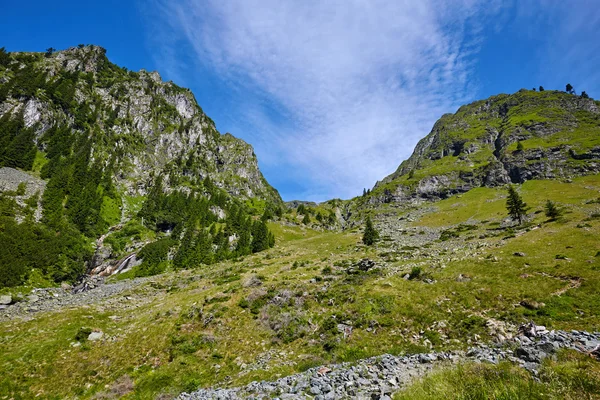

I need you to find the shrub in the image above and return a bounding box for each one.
[409,266,422,280]
[75,327,92,342]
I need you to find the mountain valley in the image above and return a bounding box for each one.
[1,46,600,399]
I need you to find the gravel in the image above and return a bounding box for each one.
[177,323,600,400]
[0,276,152,322]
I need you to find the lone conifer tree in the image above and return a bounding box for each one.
[544,200,562,220]
[566,83,574,94]
[362,216,379,245]
[506,185,528,225]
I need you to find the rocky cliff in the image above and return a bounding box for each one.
[0,45,280,203]
[0,45,280,287]
[371,89,600,202]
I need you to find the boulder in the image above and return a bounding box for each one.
[0,295,11,305]
[88,331,104,341]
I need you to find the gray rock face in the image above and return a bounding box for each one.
[0,46,281,204]
[177,323,600,400]
[0,167,46,222]
[0,295,11,305]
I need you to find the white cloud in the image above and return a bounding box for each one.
[149,0,504,201]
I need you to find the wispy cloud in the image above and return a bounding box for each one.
[148,0,504,201]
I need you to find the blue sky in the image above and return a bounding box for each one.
[2,1,599,201]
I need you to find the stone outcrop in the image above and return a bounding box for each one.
[372,89,600,202]
[0,45,281,204]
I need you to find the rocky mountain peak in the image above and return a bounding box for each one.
[370,89,600,203]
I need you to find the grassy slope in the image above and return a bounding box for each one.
[1,176,599,399]
[394,350,600,400]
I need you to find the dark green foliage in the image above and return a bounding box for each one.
[506,185,528,225]
[539,86,544,91]
[38,134,117,237]
[296,204,306,215]
[544,200,563,220]
[302,213,310,225]
[47,72,79,111]
[135,239,175,277]
[566,83,574,94]
[362,216,379,245]
[439,224,477,241]
[0,216,91,287]
[408,266,422,280]
[74,327,92,342]
[0,113,37,170]
[0,47,11,67]
[516,140,524,151]
[581,91,589,99]
[7,63,47,99]
[251,220,274,253]
[142,178,275,272]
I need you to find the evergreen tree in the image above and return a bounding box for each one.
[297,204,306,215]
[302,213,310,225]
[566,83,574,94]
[251,220,270,253]
[544,200,562,220]
[362,215,379,245]
[0,47,10,67]
[236,221,252,256]
[581,91,589,99]
[506,185,528,225]
[539,86,544,91]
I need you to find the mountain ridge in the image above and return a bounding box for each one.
[364,89,600,204]
[0,45,281,203]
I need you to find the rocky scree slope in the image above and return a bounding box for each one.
[0,45,280,202]
[370,89,600,203]
[179,324,600,400]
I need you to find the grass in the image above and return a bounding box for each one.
[416,175,600,227]
[1,175,599,398]
[394,350,600,400]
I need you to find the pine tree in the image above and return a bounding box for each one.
[362,216,379,245]
[251,220,270,253]
[566,83,574,94]
[506,185,528,225]
[302,213,310,225]
[544,200,562,220]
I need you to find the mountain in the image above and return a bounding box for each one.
[368,89,600,203]
[0,45,280,202]
[0,45,281,287]
[2,69,600,399]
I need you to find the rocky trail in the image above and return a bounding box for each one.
[178,324,600,400]
[0,275,153,322]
